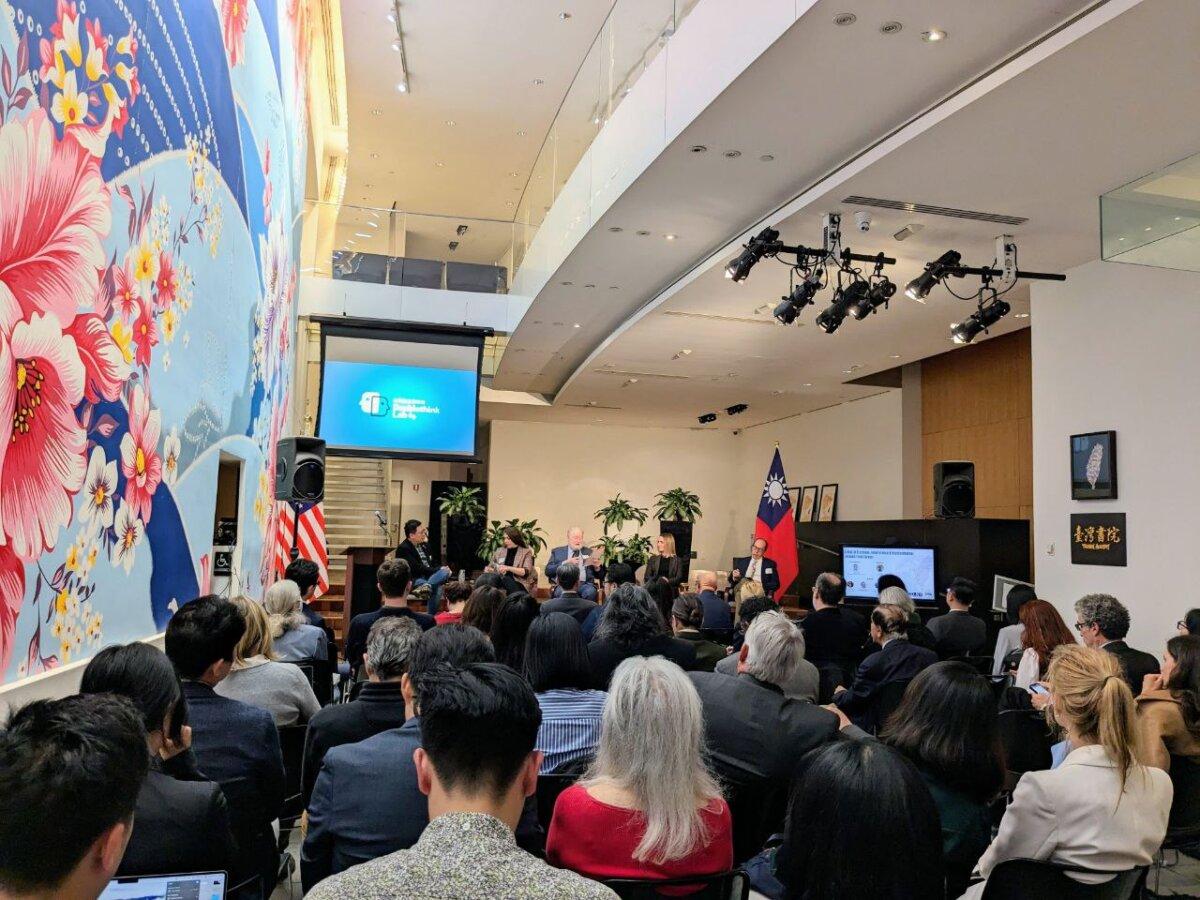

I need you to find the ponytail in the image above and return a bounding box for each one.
[1095,674,1139,792]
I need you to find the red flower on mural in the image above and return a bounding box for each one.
[154,251,178,309]
[132,297,158,368]
[220,0,250,67]
[113,260,140,320]
[70,313,129,403]
[119,383,162,523]
[0,545,24,674]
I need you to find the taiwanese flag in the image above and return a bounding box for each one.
[755,448,799,596]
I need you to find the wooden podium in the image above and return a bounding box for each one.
[341,546,392,625]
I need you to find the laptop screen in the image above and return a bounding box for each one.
[99,871,226,900]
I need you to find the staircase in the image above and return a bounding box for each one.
[314,457,391,642]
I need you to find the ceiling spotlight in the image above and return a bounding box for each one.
[448,240,459,252]
[724,227,780,282]
[672,348,693,360]
[664,233,678,241]
[698,413,718,424]
[558,11,572,19]
[397,80,409,93]
[905,249,962,301]
[445,120,456,126]
[532,78,545,86]
[951,299,1011,344]
[517,129,527,136]
[922,27,948,42]
[848,277,896,320]
[369,151,380,159]
[726,403,748,416]
[773,272,822,324]
[456,224,469,236]
[370,108,383,116]
[893,222,924,241]
[817,281,868,334]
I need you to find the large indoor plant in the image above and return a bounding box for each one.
[437,485,485,524]
[594,493,648,535]
[477,517,547,560]
[653,486,702,583]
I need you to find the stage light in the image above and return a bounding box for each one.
[772,273,821,324]
[951,299,1010,344]
[905,250,962,301]
[724,227,780,282]
[816,280,868,334]
[773,296,801,325]
[726,403,748,416]
[848,278,896,320]
[698,413,718,424]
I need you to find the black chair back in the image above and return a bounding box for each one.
[997,709,1053,777]
[700,627,735,646]
[949,655,994,675]
[980,858,1147,899]
[815,662,846,705]
[1166,753,1200,842]
[535,755,592,831]
[721,777,788,865]
[277,724,308,835]
[603,870,749,899]
[288,657,333,707]
[868,678,910,734]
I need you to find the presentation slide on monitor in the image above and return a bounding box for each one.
[842,546,937,602]
[318,333,480,457]
[100,873,224,900]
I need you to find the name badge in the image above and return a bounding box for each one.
[765,567,774,574]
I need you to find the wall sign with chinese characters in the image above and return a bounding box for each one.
[1070,513,1127,567]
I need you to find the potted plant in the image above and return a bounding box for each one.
[595,493,648,535]
[437,486,487,573]
[653,487,702,583]
[437,486,485,524]
[478,520,507,561]
[621,533,654,569]
[597,534,626,567]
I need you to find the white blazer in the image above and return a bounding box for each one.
[960,744,1172,899]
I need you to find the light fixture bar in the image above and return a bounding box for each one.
[391,0,411,93]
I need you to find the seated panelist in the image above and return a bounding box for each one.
[731,537,780,600]
[546,526,604,601]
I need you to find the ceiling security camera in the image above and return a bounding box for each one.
[854,210,872,233]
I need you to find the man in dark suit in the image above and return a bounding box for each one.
[301,625,496,890]
[302,616,420,805]
[287,557,340,671]
[696,570,733,631]
[833,605,938,731]
[927,576,987,658]
[538,564,597,625]
[395,519,452,599]
[801,572,868,696]
[165,596,285,893]
[345,558,436,672]
[545,526,604,601]
[731,537,781,600]
[1074,593,1159,696]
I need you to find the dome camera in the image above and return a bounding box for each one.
[854,210,872,233]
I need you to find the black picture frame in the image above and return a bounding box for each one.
[1070,431,1118,500]
[797,485,819,523]
[817,483,839,522]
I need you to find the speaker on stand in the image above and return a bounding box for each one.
[933,461,975,518]
[275,437,326,560]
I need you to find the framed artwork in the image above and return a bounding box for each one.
[817,483,839,522]
[797,485,819,523]
[1071,431,1117,500]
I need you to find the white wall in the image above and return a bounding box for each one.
[1031,259,1200,653]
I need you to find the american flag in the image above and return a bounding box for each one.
[274,501,330,597]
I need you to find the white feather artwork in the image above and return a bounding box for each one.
[1085,443,1105,489]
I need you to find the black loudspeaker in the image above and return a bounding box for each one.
[933,461,975,519]
[275,437,326,504]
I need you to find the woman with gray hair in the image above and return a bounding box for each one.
[878,585,937,653]
[587,583,698,688]
[264,579,329,662]
[547,656,733,881]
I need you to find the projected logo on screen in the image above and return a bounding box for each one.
[359,391,441,421]
[360,392,390,416]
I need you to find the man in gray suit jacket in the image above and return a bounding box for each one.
[714,605,819,702]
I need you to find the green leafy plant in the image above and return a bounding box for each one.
[478,520,507,560]
[653,487,702,522]
[621,533,654,568]
[511,518,548,557]
[597,535,626,567]
[594,493,648,535]
[437,486,485,523]
[478,517,548,559]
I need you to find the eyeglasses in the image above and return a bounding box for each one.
[1179,620,1187,631]
[1074,621,1091,632]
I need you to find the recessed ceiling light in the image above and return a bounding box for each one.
[397,80,409,93]
[636,230,651,236]
[664,233,678,241]
[364,183,372,188]
[880,21,903,34]
[834,13,857,26]
[802,382,813,387]
[608,226,623,233]
[532,78,545,86]
[572,322,581,328]
[369,152,379,159]
[387,12,395,23]
[561,281,573,286]
[772,390,785,395]
[1118,237,1126,242]
[558,11,571,20]
[1174,216,1183,221]
[355,232,371,237]
[759,154,775,162]
[584,284,596,289]
[1014,313,1030,319]
[371,108,383,116]
[391,40,401,52]
[516,129,527,136]
[608,285,619,290]
[434,161,445,167]
[1144,226,1152,232]
[366,221,378,228]
[445,120,456,126]
[689,145,708,154]
[724,150,742,159]
[889,354,901,359]
[842,369,854,375]
[505,200,514,207]
[921,27,947,42]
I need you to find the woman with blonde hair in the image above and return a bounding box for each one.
[961,644,1172,898]
[547,655,732,882]
[643,533,685,588]
[263,579,328,662]
[215,596,320,725]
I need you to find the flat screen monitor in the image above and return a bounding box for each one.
[316,321,486,461]
[841,544,937,603]
[993,575,1034,613]
[100,871,226,900]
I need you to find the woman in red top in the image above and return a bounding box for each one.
[434,580,472,626]
[546,656,732,889]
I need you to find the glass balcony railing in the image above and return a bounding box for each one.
[1101,151,1200,273]
[300,201,519,294]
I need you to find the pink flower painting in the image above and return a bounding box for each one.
[221,0,250,67]
[119,384,162,523]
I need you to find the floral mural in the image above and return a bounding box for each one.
[0,0,309,683]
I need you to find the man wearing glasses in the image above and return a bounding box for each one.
[1073,593,1159,696]
[396,520,452,606]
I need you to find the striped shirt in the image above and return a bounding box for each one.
[535,689,607,774]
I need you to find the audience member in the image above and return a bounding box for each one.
[165,595,284,892]
[485,525,538,595]
[727,589,770,652]
[690,611,836,789]
[765,741,944,900]
[215,595,320,725]
[962,644,1172,898]
[0,695,150,900]
[801,572,867,694]
[695,569,733,631]
[395,519,452,601]
[264,579,329,662]
[832,605,937,731]
[302,617,421,805]
[285,557,336,645]
[670,593,728,672]
[80,643,236,880]
[926,577,986,658]
[644,576,677,625]
[991,584,1036,675]
[1180,608,1200,636]
[643,533,686,588]
[301,625,495,890]
[462,585,506,633]
[717,598,819,702]
[474,571,505,590]
[878,584,937,652]
[1074,593,1159,696]
[436,579,473,625]
[875,573,906,594]
[308,662,616,900]
[1011,599,1076,687]
[588,584,697,688]
[546,526,605,601]
[547,657,732,884]
[491,593,539,671]
[345,558,435,672]
[730,579,766,631]
[524,612,607,773]
[540,563,599,625]
[877,662,1004,897]
[1136,634,1200,770]
[731,537,780,600]
[579,563,637,641]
